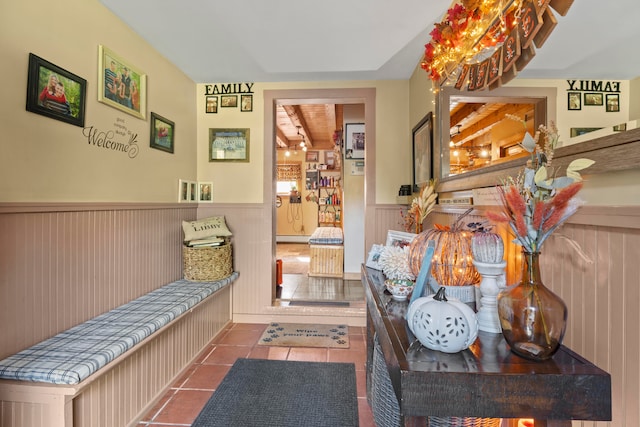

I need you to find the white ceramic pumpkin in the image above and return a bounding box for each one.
[410,287,478,353]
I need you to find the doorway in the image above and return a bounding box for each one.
[264,88,376,307]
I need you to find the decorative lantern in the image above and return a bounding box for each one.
[408,214,480,287]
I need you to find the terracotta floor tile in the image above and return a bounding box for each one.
[217,328,264,345]
[230,322,268,331]
[287,347,328,362]
[202,344,252,365]
[182,364,231,390]
[358,397,376,427]
[328,347,367,369]
[355,368,368,398]
[152,389,212,424]
[248,345,290,360]
[138,390,174,422]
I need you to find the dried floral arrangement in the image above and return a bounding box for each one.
[401,179,438,233]
[486,117,594,252]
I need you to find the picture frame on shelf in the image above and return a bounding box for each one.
[221,95,237,108]
[98,45,146,119]
[606,94,620,112]
[306,151,319,162]
[198,182,213,202]
[150,112,175,153]
[26,53,87,127]
[567,92,581,110]
[206,96,218,113]
[344,123,365,159]
[366,244,384,271]
[240,94,253,112]
[584,93,603,106]
[385,230,417,249]
[325,150,336,169]
[209,128,250,162]
[412,112,433,192]
[178,179,189,202]
[570,127,603,138]
[189,181,197,202]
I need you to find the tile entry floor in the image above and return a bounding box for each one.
[138,322,375,426]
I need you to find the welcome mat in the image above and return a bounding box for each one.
[192,358,359,427]
[258,322,349,348]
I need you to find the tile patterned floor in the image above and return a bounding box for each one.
[138,322,375,426]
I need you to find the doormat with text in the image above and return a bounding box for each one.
[257,322,349,348]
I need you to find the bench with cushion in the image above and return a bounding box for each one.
[308,227,344,278]
[0,272,238,427]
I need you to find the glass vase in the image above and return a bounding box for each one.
[497,251,567,361]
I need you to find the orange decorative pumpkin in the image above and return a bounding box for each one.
[409,217,480,287]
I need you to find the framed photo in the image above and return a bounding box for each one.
[98,45,146,119]
[412,112,433,192]
[150,112,175,153]
[570,127,603,138]
[385,230,417,249]
[306,151,319,162]
[189,181,197,202]
[366,244,385,270]
[344,123,365,159]
[606,94,620,112]
[567,92,581,110]
[240,94,253,112]
[206,96,218,114]
[209,128,250,162]
[221,95,237,108]
[26,53,86,127]
[584,93,603,106]
[198,182,213,203]
[325,150,335,169]
[178,179,190,202]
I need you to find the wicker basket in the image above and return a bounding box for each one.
[182,243,232,281]
[428,416,501,427]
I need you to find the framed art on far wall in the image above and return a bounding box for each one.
[209,128,250,162]
[344,123,365,159]
[26,53,87,127]
[198,182,213,202]
[568,92,581,110]
[150,112,175,153]
[97,45,146,119]
[178,179,189,202]
[206,96,218,113]
[606,94,620,112]
[412,112,433,192]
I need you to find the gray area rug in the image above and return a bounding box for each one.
[192,358,359,427]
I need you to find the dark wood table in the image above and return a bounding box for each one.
[362,265,611,427]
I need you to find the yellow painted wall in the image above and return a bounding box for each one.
[0,0,198,203]
[196,81,412,205]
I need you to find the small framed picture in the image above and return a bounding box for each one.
[567,92,581,110]
[150,112,175,153]
[606,94,620,112]
[178,179,189,202]
[206,96,218,113]
[240,94,253,112]
[221,95,237,108]
[366,244,384,270]
[26,53,87,127]
[189,181,197,202]
[198,182,213,202]
[344,123,365,159]
[98,45,146,119]
[306,151,319,162]
[385,230,417,249]
[209,128,250,162]
[584,92,603,106]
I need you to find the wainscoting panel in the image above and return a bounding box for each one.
[0,203,196,359]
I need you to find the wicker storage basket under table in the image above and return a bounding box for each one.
[182,242,233,281]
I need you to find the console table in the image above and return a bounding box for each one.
[362,265,611,427]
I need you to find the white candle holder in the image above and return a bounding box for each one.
[472,259,507,333]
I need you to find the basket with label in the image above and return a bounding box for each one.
[181,216,234,281]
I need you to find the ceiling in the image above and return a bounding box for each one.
[99,0,640,152]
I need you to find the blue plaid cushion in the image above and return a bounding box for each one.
[0,273,238,385]
[308,227,343,245]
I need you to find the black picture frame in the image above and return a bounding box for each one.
[584,93,604,106]
[412,112,433,192]
[344,123,365,159]
[240,94,253,112]
[221,95,237,108]
[567,92,581,111]
[26,53,86,127]
[206,96,218,114]
[150,112,175,153]
[606,94,620,112]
